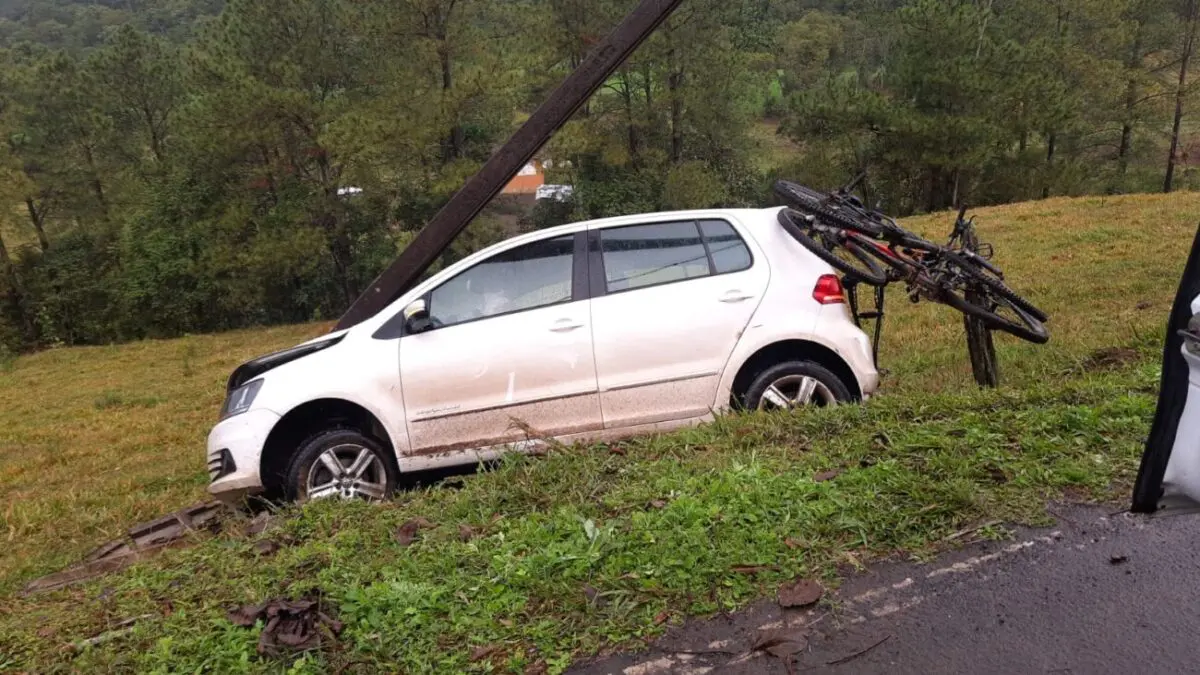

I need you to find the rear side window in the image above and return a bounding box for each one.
[601,221,710,292]
[700,220,753,274]
[599,219,753,293]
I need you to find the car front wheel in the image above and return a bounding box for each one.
[285,429,398,502]
[744,361,852,411]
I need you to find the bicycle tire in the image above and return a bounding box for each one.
[773,180,887,238]
[778,210,889,286]
[964,289,1000,388]
[943,251,1049,323]
[941,284,1049,344]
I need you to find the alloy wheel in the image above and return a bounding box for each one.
[757,374,838,411]
[306,443,388,501]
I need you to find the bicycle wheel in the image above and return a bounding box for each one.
[773,180,886,237]
[964,289,1000,388]
[943,251,1049,323]
[942,283,1049,344]
[778,209,888,286]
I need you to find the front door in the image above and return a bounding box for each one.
[1133,226,1200,513]
[588,218,769,428]
[399,233,602,456]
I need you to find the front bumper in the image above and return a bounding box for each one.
[206,408,280,504]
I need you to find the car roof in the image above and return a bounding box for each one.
[509,207,780,245]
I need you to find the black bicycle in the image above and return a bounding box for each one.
[774,176,1049,345]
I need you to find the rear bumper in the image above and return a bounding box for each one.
[818,308,880,398]
[206,408,279,503]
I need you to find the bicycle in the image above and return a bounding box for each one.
[774,176,1050,345]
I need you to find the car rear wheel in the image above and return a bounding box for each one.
[286,429,398,502]
[744,361,852,411]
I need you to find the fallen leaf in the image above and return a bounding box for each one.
[784,537,803,550]
[252,540,279,556]
[499,619,514,628]
[525,660,549,675]
[395,518,434,546]
[36,626,56,639]
[470,645,499,662]
[778,578,824,608]
[458,524,478,542]
[814,469,843,483]
[1136,300,1153,310]
[608,445,626,456]
[227,598,341,656]
[648,500,668,510]
[752,628,809,658]
[654,611,670,625]
[227,602,269,627]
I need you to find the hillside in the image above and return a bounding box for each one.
[0,193,1194,672]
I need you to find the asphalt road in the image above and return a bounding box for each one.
[569,505,1200,675]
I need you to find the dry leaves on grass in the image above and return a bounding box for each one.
[814,469,843,483]
[227,598,343,656]
[395,517,435,546]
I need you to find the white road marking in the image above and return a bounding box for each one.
[624,657,675,675]
[926,540,1037,578]
[620,529,1068,675]
[870,595,924,618]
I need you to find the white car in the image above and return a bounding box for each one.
[206,207,880,503]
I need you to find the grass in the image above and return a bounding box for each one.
[0,192,1196,672]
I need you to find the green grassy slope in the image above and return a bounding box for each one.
[0,192,1195,672]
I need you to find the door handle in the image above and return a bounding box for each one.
[719,291,754,304]
[550,319,585,333]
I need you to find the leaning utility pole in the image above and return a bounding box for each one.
[335,0,685,330]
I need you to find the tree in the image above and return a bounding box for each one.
[1165,0,1200,192]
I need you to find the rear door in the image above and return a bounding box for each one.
[1132,226,1200,513]
[588,217,769,428]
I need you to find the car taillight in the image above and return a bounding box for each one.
[813,274,846,305]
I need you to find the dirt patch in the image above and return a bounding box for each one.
[1081,347,1140,372]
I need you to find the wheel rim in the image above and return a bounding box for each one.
[305,443,388,501]
[757,375,838,411]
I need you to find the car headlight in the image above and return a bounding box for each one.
[220,379,264,420]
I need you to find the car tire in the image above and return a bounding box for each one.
[285,428,399,503]
[743,361,853,411]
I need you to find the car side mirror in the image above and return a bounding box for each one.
[403,299,434,334]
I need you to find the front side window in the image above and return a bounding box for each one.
[601,221,711,292]
[428,235,574,328]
